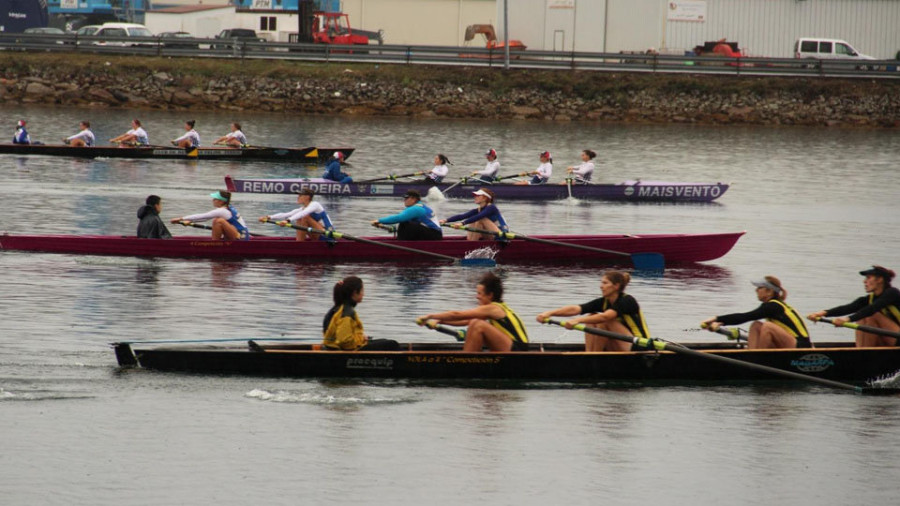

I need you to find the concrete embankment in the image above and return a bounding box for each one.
[2,53,899,127]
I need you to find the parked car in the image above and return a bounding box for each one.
[213,28,265,50]
[794,38,875,61]
[158,31,200,49]
[93,23,154,47]
[24,27,65,35]
[19,27,66,47]
[75,25,101,37]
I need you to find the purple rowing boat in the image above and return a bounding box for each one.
[0,232,744,263]
[224,176,729,202]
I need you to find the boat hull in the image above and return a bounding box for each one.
[113,341,900,384]
[0,144,353,162]
[0,232,744,263]
[224,176,729,202]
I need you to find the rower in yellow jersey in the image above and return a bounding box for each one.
[418,272,529,352]
[702,275,812,349]
[536,270,650,352]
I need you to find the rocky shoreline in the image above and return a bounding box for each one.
[2,54,899,127]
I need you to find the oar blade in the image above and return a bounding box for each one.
[630,252,665,271]
[458,258,497,267]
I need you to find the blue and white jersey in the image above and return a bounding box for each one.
[226,130,247,146]
[270,201,334,229]
[128,127,149,145]
[175,129,201,148]
[67,129,95,147]
[13,126,30,145]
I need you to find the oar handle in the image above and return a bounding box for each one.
[372,223,397,234]
[416,318,466,341]
[497,172,530,181]
[816,317,900,339]
[700,322,745,341]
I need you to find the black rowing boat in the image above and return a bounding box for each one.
[113,341,900,386]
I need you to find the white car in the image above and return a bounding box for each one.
[794,38,875,61]
[93,23,153,46]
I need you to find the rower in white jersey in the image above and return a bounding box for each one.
[63,121,95,147]
[423,154,451,183]
[470,148,500,182]
[259,188,334,241]
[109,119,149,147]
[214,122,248,148]
[171,119,200,148]
[565,149,596,184]
[517,151,553,185]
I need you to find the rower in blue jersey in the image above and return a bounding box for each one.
[808,265,900,347]
[171,190,250,241]
[259,188,333,241]
[13,120,31,145]
[110,119,149,147]
[440,188,508,241]
[372,189,442,241]
[702,275,812,349]
[322,151,352,183]
[537,271,650,352]
[419,272,529,352]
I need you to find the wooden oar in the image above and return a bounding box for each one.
[357,171,424,184]
[176,220,269,237]
[442,224,665,271]
[415,318,466,341]
[542,319,873,393]
[264,220,495,267]
[815,317,900,340]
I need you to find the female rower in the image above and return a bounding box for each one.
[13,120,31,145]
[171,190,249,241]
[323,276,399,351]
[807,265,899,347]
[423,154,451,184]
[372,190,442,241]
[322,152,352,183]
[109,119,149,147]
[536,270,649,352]
[213,122,247,148]
[440,188,508,241]
[171,120,200,148]
[565,149,596,184]
[470,148,500,182]
[518,150,552,185]
[259,188,333,241]
[419,272,529,352]
[702,276,811,349]
[63,121,94,147]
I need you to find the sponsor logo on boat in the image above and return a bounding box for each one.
[346,357,394,370]
[238,181,351,194]
[636,185,722,198]
[790,353,835,372]
[406,355,502,364]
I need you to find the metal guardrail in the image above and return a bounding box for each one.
[3,32,899,79]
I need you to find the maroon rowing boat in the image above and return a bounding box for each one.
[0,232,744,263]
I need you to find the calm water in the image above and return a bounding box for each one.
[1,106,899,505]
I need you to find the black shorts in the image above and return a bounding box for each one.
[511,340,529,352]
[796,337,812,348]
[397,222,442,241]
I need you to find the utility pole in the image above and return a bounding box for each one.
[503,0,509,69]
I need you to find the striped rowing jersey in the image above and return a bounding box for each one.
[825,287,900,325]
[579,293,650,338]
[488,302,529,345]
[765,299,810,339]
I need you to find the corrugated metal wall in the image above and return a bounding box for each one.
[663,0,900,58]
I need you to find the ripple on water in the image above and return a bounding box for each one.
[244,387,421,406]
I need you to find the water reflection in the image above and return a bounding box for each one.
[135,262,162,286]
[209,261,246,289]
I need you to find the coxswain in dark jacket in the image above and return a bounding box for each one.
[137,195,172,239]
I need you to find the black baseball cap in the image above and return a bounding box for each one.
[859,265,895,280]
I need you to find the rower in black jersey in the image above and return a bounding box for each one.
[702,275,811,349]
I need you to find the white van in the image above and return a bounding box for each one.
[794,38,875,61]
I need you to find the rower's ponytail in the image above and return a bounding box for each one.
[333,276,364,306]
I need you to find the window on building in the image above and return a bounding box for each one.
[260,17,277,32]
